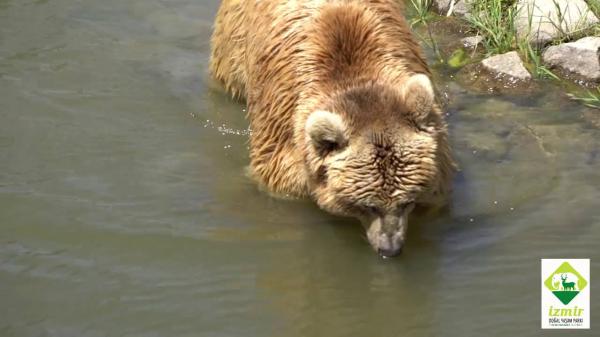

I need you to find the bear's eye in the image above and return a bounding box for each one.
[319,139,339,154]
[313,138,345,156]
[407,118,431,133]
[392,202,415,214]
[362,204,381,215]
[306,110,348,156]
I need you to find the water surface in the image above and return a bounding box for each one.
[1,1,599,336]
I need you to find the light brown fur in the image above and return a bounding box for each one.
[210,0,455,255]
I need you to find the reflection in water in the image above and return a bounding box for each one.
[1,0,599,336]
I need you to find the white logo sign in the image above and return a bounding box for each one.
[541,259,590,329]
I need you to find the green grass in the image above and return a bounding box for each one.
[585,0,600,36]
[458,0,559,79]
[408,0,433,26]
[568,87,600,109]
[406,0,593,80]
[517,39,559,80]
[589,0,600,17]
[461,0,599,51]
[465,0,518,55]
[539,0,600,41]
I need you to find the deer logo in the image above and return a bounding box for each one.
[551,272,579,291]
[561,274,576,291]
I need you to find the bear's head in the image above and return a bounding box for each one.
[303,74,449,257]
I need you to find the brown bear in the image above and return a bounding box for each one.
[210,0,455,256]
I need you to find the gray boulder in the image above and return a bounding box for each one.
[515,0,599,45]
[481,51,532,81]
[461,35,484,49]
[542,36,600,82]
[432,0,472,17]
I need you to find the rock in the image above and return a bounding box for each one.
[481,51,532,81]
[461,35,484,49]
[456,63,538,94]
[583,109,600,129]
[432,0,452,15]
[542,37,600,82]
[515,0,599,45]
[432,0,472,17]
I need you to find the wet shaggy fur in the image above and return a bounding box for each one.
[210,0,455,218]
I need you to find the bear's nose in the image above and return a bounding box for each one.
[376,233,403,257]
[378,246,402,257]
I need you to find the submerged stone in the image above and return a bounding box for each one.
[583,109,600,129]
[481,51,532,81]
[515,0,599,45]
[461,36,484,49]
[543,37,600,82]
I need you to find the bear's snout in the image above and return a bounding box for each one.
[366,211,411,258]
[374,233,404,257]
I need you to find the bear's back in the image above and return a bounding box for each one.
[210,0,427,102]
[209,0,441,198]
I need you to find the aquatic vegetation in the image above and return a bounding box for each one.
[447,48,470,68]
[409,0,444,63]
[568,87,600,109]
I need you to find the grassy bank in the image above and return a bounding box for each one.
[407,0,600,108]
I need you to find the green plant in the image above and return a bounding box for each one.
[568,87,600,109]
[408,0,444,63]
[516,0,599,43]
[466,0,518,55]
[447,48,469,68]
[411,26,445,64]
[466,0,561,79]
[409,0,433,26]
[517,39,559,80]
[542,0,599,42]
[589,0,600,36]
[589,0,600,19]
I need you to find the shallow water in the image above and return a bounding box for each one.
[1,1,599,336]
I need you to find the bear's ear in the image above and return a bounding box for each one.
[401,74,434,122]
[305,110,348,155]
